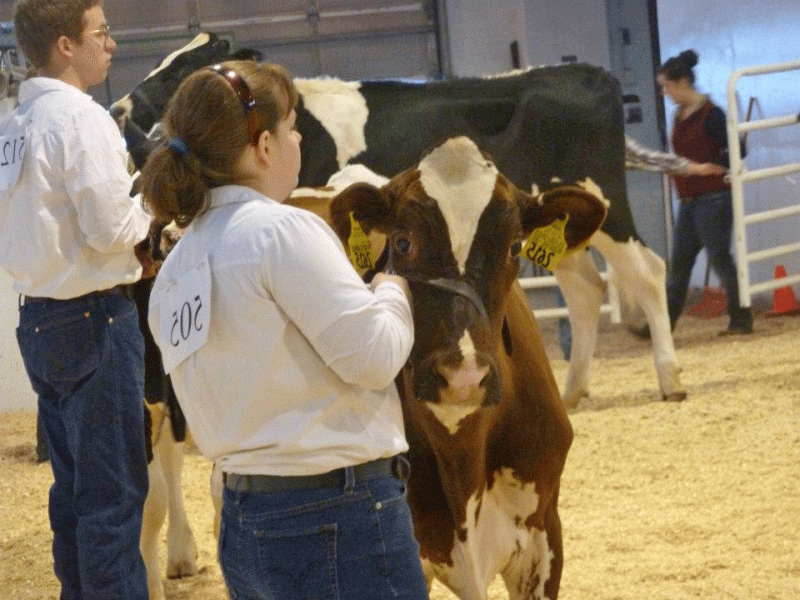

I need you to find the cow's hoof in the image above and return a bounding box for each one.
[166,559,198,579]
[562,390,587,409]
[662,391,687,402]
[628,324,651,340]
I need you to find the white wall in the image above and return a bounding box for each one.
[658,0,800,294]
[0,271,35,410]
[524,0,611,69]
[444,0,610,77]
[445,0,530,76]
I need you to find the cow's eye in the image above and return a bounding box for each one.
[394,235,412,255]
[510,241,522,257]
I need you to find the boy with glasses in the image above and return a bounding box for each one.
[1,1,152,597]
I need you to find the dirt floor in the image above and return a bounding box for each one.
[2,305,799,600]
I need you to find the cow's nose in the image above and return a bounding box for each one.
[436,357,491,405]
[434,329,495,406]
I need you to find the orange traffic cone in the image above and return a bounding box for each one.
[767,264,800,317]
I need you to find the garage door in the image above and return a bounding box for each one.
[102,0,443,106]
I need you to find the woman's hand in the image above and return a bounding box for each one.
[370,272,412,300]
[687,162,726,176]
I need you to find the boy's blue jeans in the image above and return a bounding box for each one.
[219,459,430,600]
[17,291,149,600]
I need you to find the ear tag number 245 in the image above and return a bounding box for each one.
[521,215,569,272]
[159,258,211,374]
[347,212,375,271]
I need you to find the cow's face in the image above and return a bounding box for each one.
[330,137,607,424]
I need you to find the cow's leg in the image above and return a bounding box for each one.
[591,233,686,401]
[160,417,198,579]
[554,250,605,407]
[210,460,223,541]
[500,502,563,599]
[141,404,168,600]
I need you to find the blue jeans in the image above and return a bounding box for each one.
[667,189,752,329]
[17,292,149,600]
[219,462,430,600]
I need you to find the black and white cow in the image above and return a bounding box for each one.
[295,67,685,405]
[114,38,686,408]
[133,225,198,600]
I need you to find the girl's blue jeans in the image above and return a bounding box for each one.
[219,458,430,600]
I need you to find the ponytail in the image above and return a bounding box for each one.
[140,142,211,227]
[139,60,298,227]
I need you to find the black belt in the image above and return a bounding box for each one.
[21,284,128,306]
[683,189,731,203]
[224,455,408,494]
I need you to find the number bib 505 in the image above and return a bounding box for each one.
[159,258,211,374]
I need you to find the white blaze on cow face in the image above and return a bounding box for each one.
[294,78,368,170]
[418,137,499,273]
[110,33,212,124]
[160,222,184,256]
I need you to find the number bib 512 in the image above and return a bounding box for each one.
[0,114,30,191]
[159,258,211,374]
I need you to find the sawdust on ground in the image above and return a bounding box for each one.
[2,308,799,600]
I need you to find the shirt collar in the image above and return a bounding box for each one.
[18,77,93,105]
[207,185,277,209]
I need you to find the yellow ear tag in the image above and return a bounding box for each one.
[521,214,569,272]
[348,212,375,272]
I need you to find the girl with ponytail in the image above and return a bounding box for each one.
[142,60,427,599]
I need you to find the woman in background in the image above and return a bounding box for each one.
[657,49,753,335]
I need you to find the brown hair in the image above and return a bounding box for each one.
[659,49,699,86]
[140,60,298,227]
[13,0,101,69]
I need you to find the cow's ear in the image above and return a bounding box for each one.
[329,182,392,246]
[518,185,608,251]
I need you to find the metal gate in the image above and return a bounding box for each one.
[520,259,622,323]
[726,59,800,307]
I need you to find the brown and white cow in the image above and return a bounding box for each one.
[327,136,607,600]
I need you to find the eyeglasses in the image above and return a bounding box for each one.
[88,24,112,43]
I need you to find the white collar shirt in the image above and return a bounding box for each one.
[148,185,413,476]
[0,77,150,298]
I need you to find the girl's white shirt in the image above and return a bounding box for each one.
[148,185,413,476]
